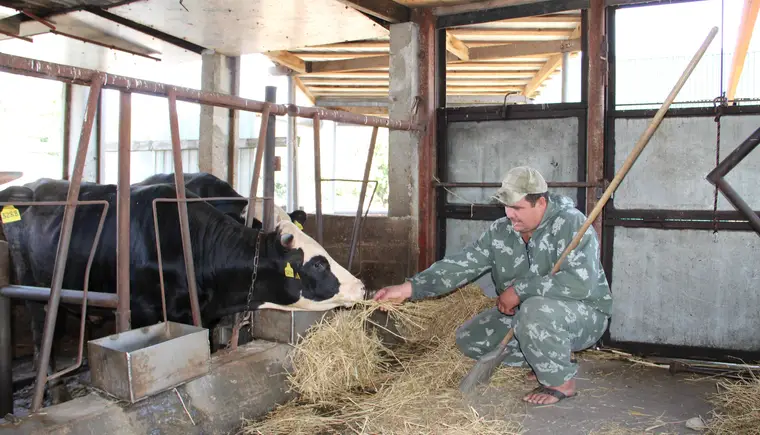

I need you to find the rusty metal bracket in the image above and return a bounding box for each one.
[705,126,760,237]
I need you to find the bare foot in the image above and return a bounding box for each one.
[522,378,577,405]
[526,371,537,381]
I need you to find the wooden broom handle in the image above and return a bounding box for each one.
[551,26,719,275]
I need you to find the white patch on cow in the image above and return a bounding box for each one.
[242,199,293,226]
[260,220,365,311]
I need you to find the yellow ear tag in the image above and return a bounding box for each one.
[295,221,303,230]
[1,205,21,224]
[284,262,295,278]
[295,273,301,280]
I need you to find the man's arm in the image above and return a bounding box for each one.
[406,223,498,301]
[512,211,601,302]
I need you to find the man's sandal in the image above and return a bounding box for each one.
[523,385,578,404]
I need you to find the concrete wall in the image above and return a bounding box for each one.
[301,215,414,290]
[444,219,497,297]
[613,115,760,210]
[610,227,760,350]
[446,118,582,205]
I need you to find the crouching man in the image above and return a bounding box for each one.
[373,166,613,405]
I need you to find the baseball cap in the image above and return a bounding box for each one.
[492,166,548,206]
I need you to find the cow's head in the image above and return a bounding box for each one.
[258,220,366,311]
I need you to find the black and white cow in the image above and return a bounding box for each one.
[133,172,308,229]
[0,176,365,403]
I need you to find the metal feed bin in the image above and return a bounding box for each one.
[88,321,210,403]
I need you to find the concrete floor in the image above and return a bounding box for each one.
[470,352,718,435]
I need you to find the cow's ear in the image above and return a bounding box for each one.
[280,233,295,249]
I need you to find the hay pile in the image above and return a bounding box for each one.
[706,374,760,435]
[240,285,525,435]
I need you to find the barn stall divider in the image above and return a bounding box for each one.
[0,52,418,418]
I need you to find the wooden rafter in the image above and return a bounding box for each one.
[522,24,581,97]
[265,50,307,74]
[727,0,759,101]
[446,32,470,60]
[333,0,410,23]
[294,76,315,104]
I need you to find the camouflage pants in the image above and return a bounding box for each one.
[455,296,609,387]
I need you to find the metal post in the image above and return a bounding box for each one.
[167,89,202,328]
[286,76,298,212]
[0,295,10,416]
[263,86,277,232]
[561,51,570,103]
[348,127,378,271]
[313,114,324,244]
[246,105,271,228]
[31,74,103,413]
[116,91,131,332]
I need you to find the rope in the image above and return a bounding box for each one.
[432,175,478,218]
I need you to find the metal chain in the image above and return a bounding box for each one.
[712,96,726,234]
[243,230,262,337]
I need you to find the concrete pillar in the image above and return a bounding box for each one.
[199,50,239,181]
[561,51,570,103]
[389,21,422,274]
[388,22,420,220]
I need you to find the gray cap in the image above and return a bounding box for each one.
[492,166,548,206]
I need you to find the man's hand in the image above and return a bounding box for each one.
[497,286,520,315]
[372,282,413,311]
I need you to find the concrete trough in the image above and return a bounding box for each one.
[1,340,295,435]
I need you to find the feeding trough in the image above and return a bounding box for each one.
[87,321,210,403]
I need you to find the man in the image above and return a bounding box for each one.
[373,166,612,405]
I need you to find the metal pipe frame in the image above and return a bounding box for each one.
[0,295,11,417]
[0,285,118,308]
[150,196,273,325]
[116,91,131,332]
[167,89,201,328]
[246,104,271,228]
[262,87,277,233]
[313,114,324,244]
[348,127,378,271]
[435,181,599,188]
[29,75,103,412]
[319,179,379,271]
[0,53,417,131]
[705,126,760,236]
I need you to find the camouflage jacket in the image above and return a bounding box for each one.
[408,194,613,316]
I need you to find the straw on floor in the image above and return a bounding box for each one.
[240,284,526,435]
[706,373,760,435]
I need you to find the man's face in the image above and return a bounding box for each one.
[504,196,547,234]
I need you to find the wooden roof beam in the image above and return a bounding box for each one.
[446,31,470,60]
[265,51,307,74]
[333,0,410,23]
[307,54,389,73]
[522,24,581,97]
[455,38,580,62]
[295,76,316,105]
[727,0,759,101]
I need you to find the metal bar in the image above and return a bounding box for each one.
[313,114,324,244]
[586,0,606,245]
[0,28,33,42]
[246,104,271,228]
[62,83,72,180]
[0,53,417,131]
[31,73,103,413]
[116,91,131,332]
[436,181,598,188]
[95,92,103,183]
[84,7,207,55]
[151,200,168,324]
[227,56,241,186]
[436,0,589,28]
[19,10,56,29]
[167,89,201,327]
[0,294,11,416]
[712,178,760,236]
[287,76,298,212]
[606,209,759,221]
[48,200,108,381]
[263,87,277,233]
[348,126,378,270]
[706,127,760,180]
[0,285,118,308]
